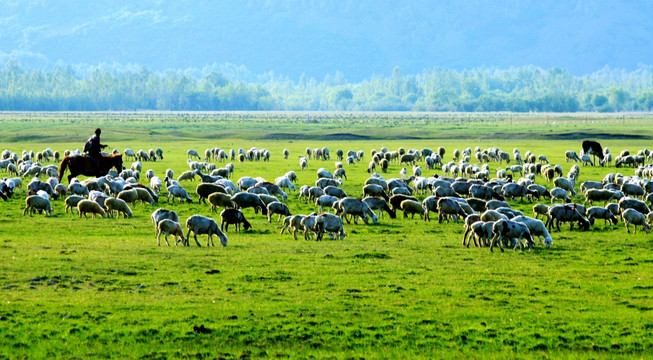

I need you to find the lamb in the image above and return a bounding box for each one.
[177,170,196,182]
[313,213,347,241]
[231,192,268,215]
[166,185,193,204]
[185,215,228,247]
[156,219,187,246]
[267,201,291,222]
[315,195,339,213]
[23,195,53,216]
[389,194,419,212]
[196,183,227,204]
[362,197,396,219]
[489,219,535,252]
[400,199,425,220]
[587,206,618,227]
[511,215,553,248]
[77,199,106,218]
[546,204,590,232]
[220,208,252,232]
[334,197,379,224]
[622,208,651,234]
[104,197,133,218]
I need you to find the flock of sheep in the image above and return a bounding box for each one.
[2,142,653,252]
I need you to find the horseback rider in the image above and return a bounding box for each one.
[84,128,107,169]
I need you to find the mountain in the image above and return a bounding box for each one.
[0,0,651,81]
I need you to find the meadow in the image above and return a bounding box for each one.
[0,112,651,359]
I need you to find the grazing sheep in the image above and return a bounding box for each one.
[532,203,550,221]
[436,197,468,223]
[117,188,139,207]
[580,180,603,194]
[565,150,581,162]
[622,208,651,234]
[313,213,347,241]
[461,214,481,246]
[315,178,342,189]
[587,206,618,227]
[275,176,296,192]
[220,208,252,232]
[315,195,339,213]
[105,197,133,218]
[400,199,425,220]
[300,214,320,240]
[208,192,235,213]
[237,176,258,191]
[469,221,495,247]
[196,183,227,204]
[480,209,509,222]
[324,185,347,199]
[553,177,576,197]
[550,187,572,204]
[485,200,511,210]
[256,182,288,202]
[185,215,228,247]
[546,204,590,232]
[308,186,325,203]
[150,176,163,194]
[618,197,650,218]
[621,183,645,199]
[64,195,85,213]
[299,156,308,171]
[177,170,196,182]
[231,192,268,215]
[501,183,538,202]
[583,189,624,206]
[151,208,180,231]
[362,197,396,219]
[512,215,553,248]
[23,195,53,216]
[363,184,389,201]
[187,149,201,160]
[389,194,419,212]
[156,219,187,246]
[334,197,379,224]
[490,219,535,252]
[166,185,193,204]
[77,199,105,218]
[267,201,291,222]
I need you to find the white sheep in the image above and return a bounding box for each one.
[187,149,201,160]
[553,177,576,197]
[77,199,106,218]
[156,219,187,246]
[490,219,535,252]
[177,170,196,182]
[105,197,133,218]
[313,213,347,241]
[23,195,53,216]
[267,201,291,223]
[167,185,193,204]
[550,187,571,204]
[511,215,553,248]
[185,215,228,247]
[622,208,651,234]
[64,195,85,213]
[117,189,139,207]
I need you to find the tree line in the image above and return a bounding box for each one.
[1,61,653,112]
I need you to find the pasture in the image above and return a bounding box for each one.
[0,112,651,359]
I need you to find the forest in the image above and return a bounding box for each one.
[1,61,653,112]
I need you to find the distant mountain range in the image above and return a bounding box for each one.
[1,1,652,81]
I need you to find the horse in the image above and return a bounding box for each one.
[581,140,604,166]
[58,154,124,184]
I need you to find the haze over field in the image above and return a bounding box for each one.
[1,0,652,80]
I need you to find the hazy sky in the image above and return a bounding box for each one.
[1,1,652,80]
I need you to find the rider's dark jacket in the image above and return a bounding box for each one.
[84,134,104,158]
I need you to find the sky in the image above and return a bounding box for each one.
[0,0,652,81]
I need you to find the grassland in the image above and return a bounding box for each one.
[0,112,651,359]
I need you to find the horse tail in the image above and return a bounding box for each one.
[58,156,71,182]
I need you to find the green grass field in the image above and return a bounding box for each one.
[0,112,651,359]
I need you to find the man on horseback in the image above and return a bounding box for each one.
[84,128,108,170]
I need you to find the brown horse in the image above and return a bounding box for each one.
[58,154,124,183]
